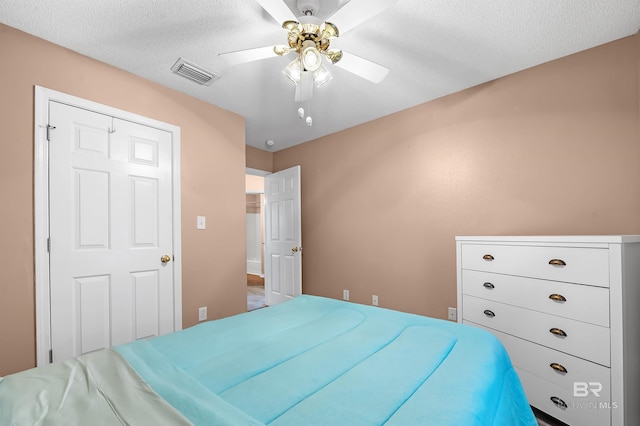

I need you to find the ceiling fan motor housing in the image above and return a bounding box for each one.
[286,16,335,53]
[297,0,320,16]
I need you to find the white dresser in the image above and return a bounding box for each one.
[456,236,640,426]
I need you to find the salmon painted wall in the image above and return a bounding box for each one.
[273,35,640,318]
[246,145,274,172]
[0,24,247,376]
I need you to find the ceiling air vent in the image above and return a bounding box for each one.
[171,58,219,86]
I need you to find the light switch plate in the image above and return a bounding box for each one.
[197,216,206,230]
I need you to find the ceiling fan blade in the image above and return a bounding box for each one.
[256,0,295,25]
[219,45,276,66]
[329,0,398,35]
[335,52,389,84]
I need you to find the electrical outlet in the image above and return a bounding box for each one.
[342,289,349,301]
[372,295,378,306]
[448,307,457,321]
[198,306,207,321]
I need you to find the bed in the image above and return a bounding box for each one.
[0,295,536,425]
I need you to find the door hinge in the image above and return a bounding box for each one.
[46,124,56,141]
[47,237,51,253]
[49,349,53,363]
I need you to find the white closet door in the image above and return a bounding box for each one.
[48,101,175,362]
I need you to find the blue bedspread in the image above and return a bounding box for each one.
[115,295,536,425]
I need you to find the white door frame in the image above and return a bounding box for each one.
[246,167,269,281]
[245,168,268,278]
[34,86,182,366]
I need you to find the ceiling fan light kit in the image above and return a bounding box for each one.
[301,46,322,71]
[312,66,332,86]
[283,58,331,87]
[282,59,302,84]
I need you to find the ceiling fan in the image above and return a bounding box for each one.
[219,0,395,126]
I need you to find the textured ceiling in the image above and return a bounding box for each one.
[1,0,639,151]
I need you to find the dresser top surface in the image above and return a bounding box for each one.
[455,235,640,244]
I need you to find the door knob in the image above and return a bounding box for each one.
[161,255,171,264]
[291,247,299,253]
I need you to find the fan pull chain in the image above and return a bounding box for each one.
[297,103,313,127]
[305,99,312,127]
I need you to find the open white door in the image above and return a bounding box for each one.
[264,166,302,305]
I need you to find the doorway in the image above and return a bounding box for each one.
[245,165,302,309]
[246,172,265,311]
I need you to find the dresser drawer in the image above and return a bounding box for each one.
[460,243,610,287]
[516,367,612,426]
[472,323,610,393]
[461,270,610,326]
[462,295,611,366]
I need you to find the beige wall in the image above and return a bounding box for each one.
[274,35,640,318]
[246,145,273,172]
[245,174,266,193]
[0,24,247,376]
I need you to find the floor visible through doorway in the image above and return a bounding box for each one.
[247,274,265,311]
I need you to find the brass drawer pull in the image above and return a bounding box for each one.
[483,309,495,318]
[549,293,567,302]
[550,363,568,374]
[550,327,567,337]
[550,396,567,409]
[482,254,494,261]
[483,282,495,289]
[549,259,566,266]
